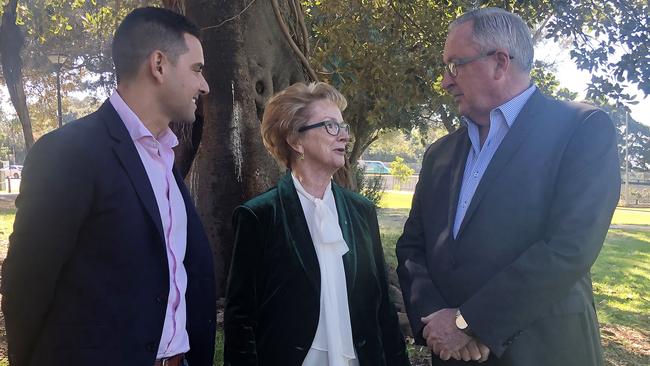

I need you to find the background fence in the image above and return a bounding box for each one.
[373,174,650,207]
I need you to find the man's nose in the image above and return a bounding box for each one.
[199,75,209,95]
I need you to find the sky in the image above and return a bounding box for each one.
[536,40,649,127]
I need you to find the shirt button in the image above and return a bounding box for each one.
[473,171,478,178]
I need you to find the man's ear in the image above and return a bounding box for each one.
[493,49,511,80]
[148,50,165,83]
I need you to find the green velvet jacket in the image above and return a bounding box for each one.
[224,172,410,366]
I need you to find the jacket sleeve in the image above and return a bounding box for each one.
[367,205,411,366]
[224,205,264,366]
[1,131,93,366]
[461,109,621,356]
[395,150,449,344]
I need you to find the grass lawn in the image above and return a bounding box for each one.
[611,207,650,226]
[379,190,414,209]
[381,191,650,227]
[0,205,15,258]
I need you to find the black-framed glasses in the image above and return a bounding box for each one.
[444,50,514,77]
[298,120,350,136]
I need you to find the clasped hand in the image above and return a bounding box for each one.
[421,308,490,362]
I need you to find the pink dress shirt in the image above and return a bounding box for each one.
[110,91,190,358]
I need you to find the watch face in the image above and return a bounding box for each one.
[456,313,469,330]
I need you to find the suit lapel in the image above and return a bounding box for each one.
[277,173,320,292]
[456,90,546,237]
[332,183,357,295]
[100,101,165,244]
[447,127,471,241]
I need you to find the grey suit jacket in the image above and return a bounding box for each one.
[397,90,620,365]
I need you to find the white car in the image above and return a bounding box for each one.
[1,165,23,178]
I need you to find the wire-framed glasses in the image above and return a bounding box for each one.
[444,50,514,77]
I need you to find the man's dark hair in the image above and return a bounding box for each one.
[112,7,201,83]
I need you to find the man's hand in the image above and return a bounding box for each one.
[456,339,491,362]
[421,308,472,359]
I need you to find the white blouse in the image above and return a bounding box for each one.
[292,174,359,366]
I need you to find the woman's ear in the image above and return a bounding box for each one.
[286,135,303,156]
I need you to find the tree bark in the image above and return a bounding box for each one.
[0,0,34,152]
[173,0,304,296]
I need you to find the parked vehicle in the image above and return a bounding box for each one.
[358,160,391,174]
[1,165,23,178]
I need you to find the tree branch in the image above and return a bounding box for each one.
[270,0,318,81]
[532,11,554,45]
[388,0,427,38]
[294,0,309,55]
[201,0,257,31]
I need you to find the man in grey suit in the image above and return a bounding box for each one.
[397,7,620,365]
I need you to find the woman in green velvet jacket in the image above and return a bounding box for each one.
[224,82,410,366]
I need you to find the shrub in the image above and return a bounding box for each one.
[355,165,385,206]
[390,156,415,190]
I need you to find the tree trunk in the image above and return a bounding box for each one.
[0,0,34,152]
[174,0,304,296]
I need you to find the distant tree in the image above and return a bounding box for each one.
[530,61,579,101]
[1,0,33,150]
[365,128,444,164]
[366,130,421,164]
[390,156,415,190]
[0,0,155,153]
[591,99,650,172]
[303,0,648,187]
[0,113,25,163]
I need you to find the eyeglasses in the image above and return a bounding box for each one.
[443,50,514,78]
[298,120,350,136]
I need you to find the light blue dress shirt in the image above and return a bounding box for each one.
[453,85,537,238]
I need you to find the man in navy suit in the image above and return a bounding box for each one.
[2,7,215,366]
[397,7,620,365]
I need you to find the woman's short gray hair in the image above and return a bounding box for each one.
[450,7,534,72]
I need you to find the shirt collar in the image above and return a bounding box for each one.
[462,84,537,128]
[462,84,537,152]
[109,91,179,149]
[291,172,333,203]
[495,84,537,128]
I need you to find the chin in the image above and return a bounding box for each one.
[321,162,343,176]
[177,115,197,124]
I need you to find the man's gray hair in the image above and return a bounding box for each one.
[450,7,534,73]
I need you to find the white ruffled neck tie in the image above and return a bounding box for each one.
[293,174,356,366]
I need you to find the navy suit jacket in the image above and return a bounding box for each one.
[1,101,216,366]
[396,90,621,365]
